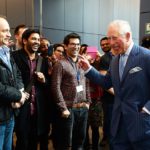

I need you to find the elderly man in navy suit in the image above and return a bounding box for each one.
[79,20,150,150]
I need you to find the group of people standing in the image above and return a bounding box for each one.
[1,15,150,150]
[0,16,90,150]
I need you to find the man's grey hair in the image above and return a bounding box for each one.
[108,20,132,36]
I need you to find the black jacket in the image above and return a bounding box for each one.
[12,49,50,135]
[0,54,23,122]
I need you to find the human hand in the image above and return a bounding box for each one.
[61,109,70,118]
[35,72,45,83]
[84,103,90,109]
[78,55,91,71]
[11,102,22,108]
[20,91,30,105]
[141,108,147,114]
[11,90,29,109]
[141,110,146,113]
[140,107,150,115]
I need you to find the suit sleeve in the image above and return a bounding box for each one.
[86,67,112,90]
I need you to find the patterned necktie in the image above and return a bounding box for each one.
[119,54,126,79]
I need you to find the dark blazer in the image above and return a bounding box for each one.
[12,49,50,135]
[99,51,112,71]
[0,54,23,122]
[86,44,150,142]
[99,51,114,104]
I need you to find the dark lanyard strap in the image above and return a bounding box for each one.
[66,56,80,84]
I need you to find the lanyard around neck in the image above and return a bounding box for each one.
[67,56,80,84]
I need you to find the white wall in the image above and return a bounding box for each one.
[34,0,140,53]
[0,0,33,38]
[0,0,140,53]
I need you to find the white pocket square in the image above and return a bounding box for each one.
[129,67,142,74]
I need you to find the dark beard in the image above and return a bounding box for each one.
[27,45,37,54]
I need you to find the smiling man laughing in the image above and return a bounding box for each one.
[12,29,50,150]
[51,32,91,150]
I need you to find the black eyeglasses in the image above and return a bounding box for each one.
[69,43,80,47]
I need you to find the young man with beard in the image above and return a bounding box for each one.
[100,37,112,70]
[99,37,114,149]
[12,29,50,150]
[38,38,51,58]
[0,16,29,150]
[51,33,91,150]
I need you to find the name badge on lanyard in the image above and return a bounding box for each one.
[76,85,83,92]
[76,70,83,92]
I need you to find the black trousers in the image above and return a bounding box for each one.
[15,114,48,150]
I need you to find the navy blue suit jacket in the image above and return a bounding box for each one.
[86,44,150,142]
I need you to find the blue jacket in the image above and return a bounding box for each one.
[86,44,150,142]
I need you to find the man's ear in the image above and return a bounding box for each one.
[64,44,67,50]
[126,32,131,41]
[22,39,27,45]
[15,34,18,40]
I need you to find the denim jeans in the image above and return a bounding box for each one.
[54,107,88,150]
[0,116,14,150]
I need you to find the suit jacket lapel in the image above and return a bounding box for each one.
[121,44,139,83]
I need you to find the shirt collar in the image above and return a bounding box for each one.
[124,42,134,56]
[0,45,10,54]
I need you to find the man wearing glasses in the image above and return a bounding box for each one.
[51,33,91,150]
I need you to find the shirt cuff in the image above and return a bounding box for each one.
[142,107,150,115]
[84,66,92,74]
